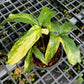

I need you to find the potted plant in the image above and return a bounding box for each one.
[0,7,81,73]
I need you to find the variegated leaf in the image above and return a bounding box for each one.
[1,13,38,26]
[24,49,33,73]
[7,25,41,65]
[59,36,81,65]
[38,7,56,29]
[45,33,60,63]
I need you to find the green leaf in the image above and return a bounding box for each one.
[7,25,41,65]
[0,24,1,29]
[42,28,49,35]
[59,36,81,65]
[24,49,33,73]
[38,7,56,28]
[1,13,38,26]
[60,21,77,33]
[45,33,60,63]
[77,76,83,83]
[50,21,61,33]
[32,46,47,65]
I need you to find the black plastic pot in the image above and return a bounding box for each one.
[33,43,63,70]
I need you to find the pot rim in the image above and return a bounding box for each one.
[33,43,63,70]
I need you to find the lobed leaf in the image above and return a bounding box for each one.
[59,36,81,65]
[32,46,47,65]
[1,13,38,26]
[45,33,60,63]
[38,7,56,29]
[60,21,77,34]
[7,25,41,65]
[24,49,33,73]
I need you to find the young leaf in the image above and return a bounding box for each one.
[1,13,38,26]
[59,36,81,65]
[7,25,41,65]
[45,33,60,63]
[60,21,77,34]
[38,7,56,28]
[24,49,33,73]
[50,21,61,33]
[32,46,47,65]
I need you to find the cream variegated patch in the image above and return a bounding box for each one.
[7,25,41,65]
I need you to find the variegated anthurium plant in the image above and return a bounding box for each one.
[0,7,81,73]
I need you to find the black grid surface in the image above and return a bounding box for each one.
[0,0,84,84]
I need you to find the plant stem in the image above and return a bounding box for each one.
[41,36,45,52]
